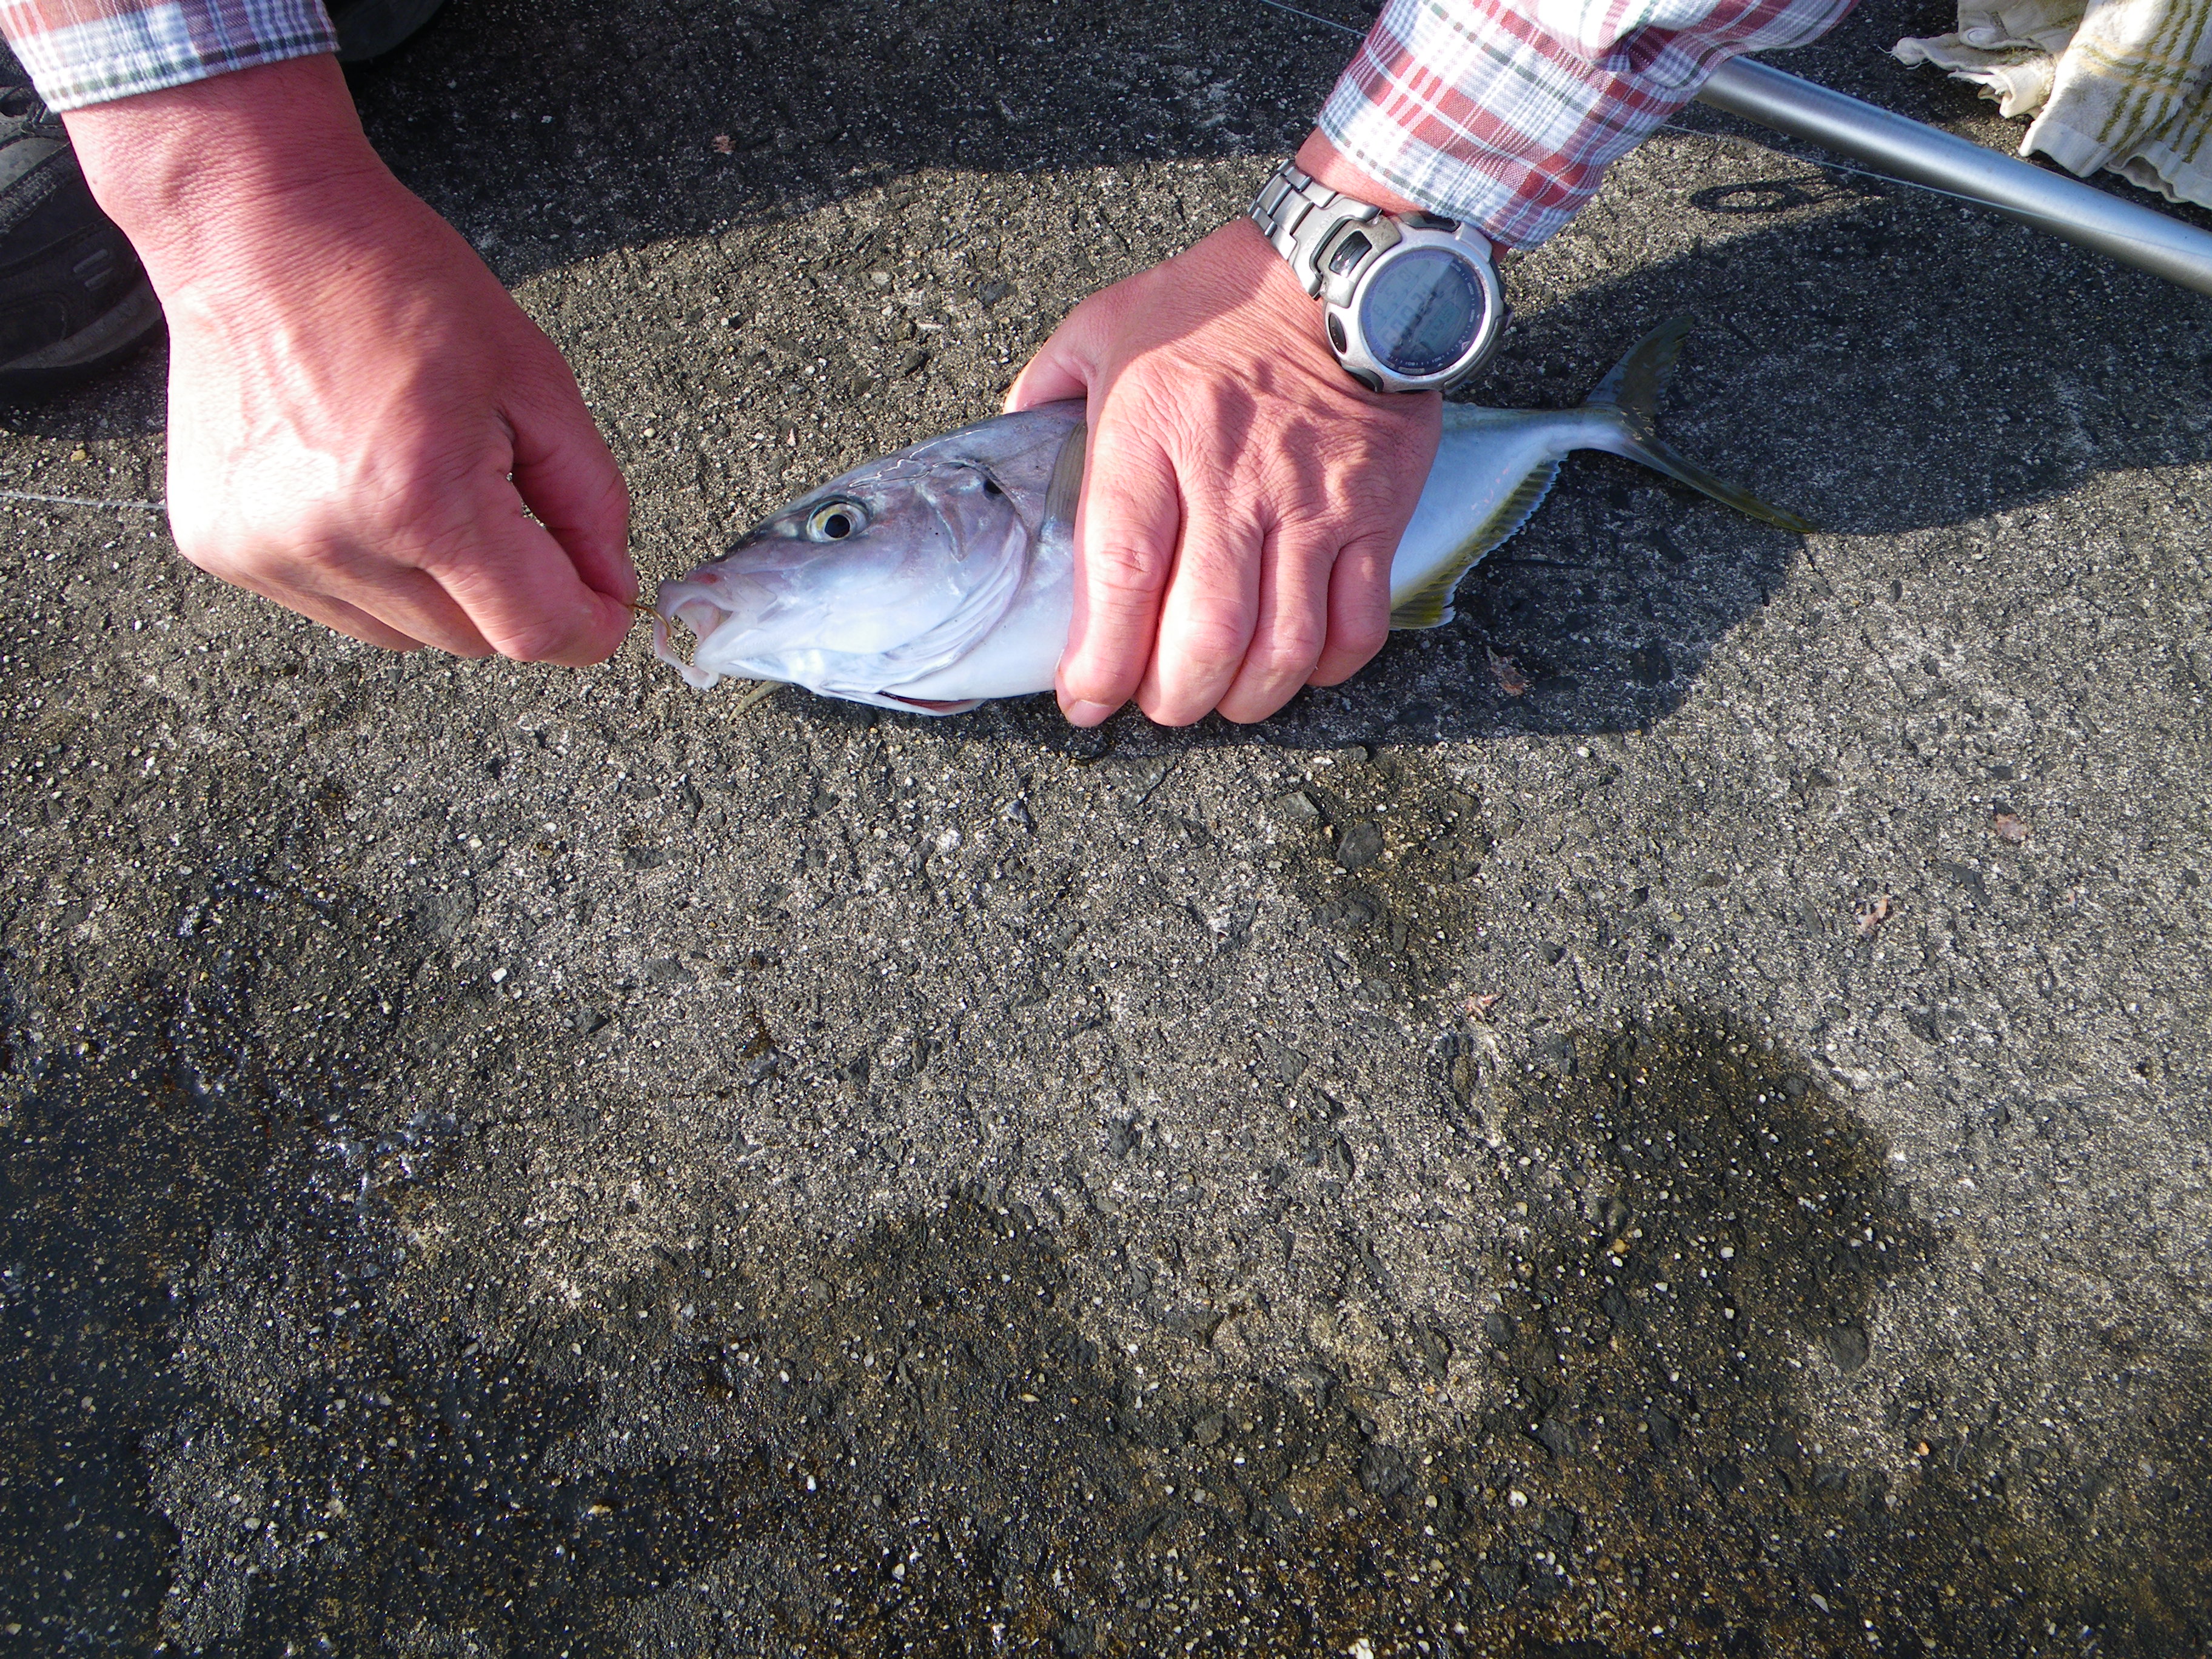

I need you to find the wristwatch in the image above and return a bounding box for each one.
[1248,159,1507,394]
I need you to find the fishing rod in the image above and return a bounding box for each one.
[1250,0,2212,295]
[1695,57,2212,295]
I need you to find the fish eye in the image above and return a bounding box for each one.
[806,500,868,541]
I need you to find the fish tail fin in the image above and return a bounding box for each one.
[1583,316,1818,535]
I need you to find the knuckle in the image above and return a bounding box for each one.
[1173,609,1255,676]
[1336,609,1390,663]
[1084,541,1171,606]
[1255,612,1329,677]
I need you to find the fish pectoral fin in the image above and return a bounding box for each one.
[1041,421,1087,540]
[1389,461,1559,631]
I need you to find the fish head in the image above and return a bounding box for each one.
[652,405,1084,708]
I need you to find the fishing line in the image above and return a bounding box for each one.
[1251,0,1363,36]
[1250,0,2194,260]
[0,488,166,511]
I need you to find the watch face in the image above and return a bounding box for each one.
[1358,246,1486,380]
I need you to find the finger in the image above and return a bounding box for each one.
[1214,529,1335,723]
[290,590,435,654]
[508,369,635,604]
[418,493,638,666]
[1005,335,1091,414]
[1310,531,1395,687]
[195,540,491,656]
[1057,420,1181,725]
[217,562,434,653]
[1134,503,1262,727]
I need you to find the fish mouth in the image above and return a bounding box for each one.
[649,581,731,690]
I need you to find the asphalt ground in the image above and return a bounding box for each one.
[2,0,2210,1652]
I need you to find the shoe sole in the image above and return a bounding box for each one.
[0,275,162,394]
[334,0,450,61]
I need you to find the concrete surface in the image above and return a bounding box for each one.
[3,0,2210,1652]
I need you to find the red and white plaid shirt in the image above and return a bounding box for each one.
[0,0,1854,249]
[0,0,335,110]
[1319,0,1858,246]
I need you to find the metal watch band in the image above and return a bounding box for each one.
[1247,161,1376,298]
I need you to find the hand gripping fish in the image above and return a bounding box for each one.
[650,317,1813,714]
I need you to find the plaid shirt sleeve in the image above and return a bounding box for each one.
[0,0,336,111]
[1319,0,1858,247]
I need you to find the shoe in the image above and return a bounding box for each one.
[332,0,450,62]
[0,82,160,394]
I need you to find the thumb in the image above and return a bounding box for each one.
[508,369,636,604]
[1007,344,1090,413]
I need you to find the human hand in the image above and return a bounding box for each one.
[1007,134,1457,726]
[65,57,633,663]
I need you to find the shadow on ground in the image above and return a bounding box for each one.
[7,910,2207,1655]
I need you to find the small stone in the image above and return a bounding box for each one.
[1821,1323,1870,1372]
[1335,820,1384,870]
[899,347,931,376]
[1627,642,1672,685]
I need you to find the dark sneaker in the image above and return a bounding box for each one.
[0,83,159,394]
[332,0,450,62]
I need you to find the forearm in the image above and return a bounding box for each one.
[0,0,335,112]
[1318,0,1860,249]
[62,54,387,290]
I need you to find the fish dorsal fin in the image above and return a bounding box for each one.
[1389,460,1558,629]
[1042,421,1087,541]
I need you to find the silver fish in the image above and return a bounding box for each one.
[651,318,1812,714]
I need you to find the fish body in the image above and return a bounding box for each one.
[652,318,1812,714]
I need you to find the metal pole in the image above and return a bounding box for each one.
[1695,56,2212,296]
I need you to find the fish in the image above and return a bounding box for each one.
[650,317,1813,715]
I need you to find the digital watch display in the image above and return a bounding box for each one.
[1248,161,1507,395]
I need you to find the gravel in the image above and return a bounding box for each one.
[3,0,2210,1652]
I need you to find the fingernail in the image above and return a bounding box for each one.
[1062,698,1116,727]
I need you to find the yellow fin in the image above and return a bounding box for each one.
[1389,461,1559,630]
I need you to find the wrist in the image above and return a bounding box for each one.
[61,56,392,292]
[1293,129,1492,263]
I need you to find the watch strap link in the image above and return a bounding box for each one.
[1248,161,1375,298]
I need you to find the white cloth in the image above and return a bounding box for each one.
[1895,0,2212,208]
